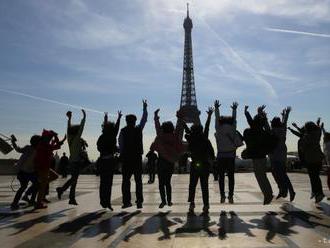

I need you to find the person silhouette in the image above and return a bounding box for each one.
[150,109,185,208]
[214,101,243,204]
[97,111,122,211]
[56,109,86,206]
[10,135,41,210]
[321,123,330,194]
[243,105,273,205]
[59,152,69,178]
[269,107,295,202]
[146,150,158,184]
[119,100,148,209]
[184,107,215,214]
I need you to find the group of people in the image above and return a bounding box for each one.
[9,100,330,214]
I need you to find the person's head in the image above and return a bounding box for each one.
[126,114,137,127]
[191,124,203,135]
[304,121,318,133]
[252,114,265,129]
[30,135,41,148]
[102,121,116,135]
[41,129,56,143]
[271,117,282,128]
[161,121,175,134]
[219,116,234,126]
[68,125,81,136]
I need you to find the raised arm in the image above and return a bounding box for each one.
[321,123,326,136]
[115,111,122,135]
[204,107,213,138]
[288,127,303,138]
[11,137,25,153]
[292,122,303,133]
[281,107,291,127]
[154,109,161,136]
[139,99,148,130]
[66,111,72,135]
[231,102,238,128]
[244,106,253,127]
[214,100,221,131]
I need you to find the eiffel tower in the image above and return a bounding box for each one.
[177,3,201,125]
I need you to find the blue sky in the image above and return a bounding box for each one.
[0,0,329,160]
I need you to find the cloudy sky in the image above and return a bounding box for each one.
[0,0,329,160]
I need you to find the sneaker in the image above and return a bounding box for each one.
[290,192,296,202]
[122,203,132,209]
[168,202,173,207]
[228,196,234,204]
[263,195,273,205]
[276,193,282,200]
[56,187,62,200]
[220,196,226,204]
[137,203,143,209]
[159,202,166,209]
[310,193,315,199]
[315,194,325,204]
[69,199,78,205]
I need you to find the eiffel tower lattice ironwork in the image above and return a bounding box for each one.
[177,3,201,125]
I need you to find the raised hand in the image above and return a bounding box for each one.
[118,111,122,118]
[231,102,238,110]
[214,100,220,109]
[316,117,321,126]
[154,109,160,117]
[244,105,249,113]
[142,99,148,109]
[257,105,266,114]
[82,109,86,118]
[66,111,72,119]
[286,106,292,113]
[206,107,214,116]
[292,122,298,128]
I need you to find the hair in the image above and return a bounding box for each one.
[102,122,116,134]
[304,121,318,133]
[68,125,81,136]
[252,114,264,128]
[271,117,282,128]
[125,114,137,126]
[219,116,234,126]
[191,124,203,135]
[30,135,41,147]
[161,121,175,134]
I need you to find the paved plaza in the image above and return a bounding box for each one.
[1,173,330,247]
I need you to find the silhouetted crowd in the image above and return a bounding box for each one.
[8,100,330,214]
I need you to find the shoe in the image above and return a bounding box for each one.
[35,203,47,209]
[168,202,173,207]
[159,202,166,208]
[276,193,282,200]
[228,196,234,204]
[122,203,132,209]
[137,203,143,209]
[56,187,62,200]
[221,196,226,204]
[10,204,19,210]
[69,199,78,205]
[290,192,296,202]
[108,205,114,211]
[22,195,30,203]
[43,198,51,203]
[315,194,325,204]
[263,195,273,205]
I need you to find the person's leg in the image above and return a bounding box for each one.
[307,166,316,196]
[121,164,132,206]
[271,161,282,195]
[68,165,80,203]
[36,170,49,207]
[313,165,324,196]
[217,159,226,199]
[253,158,273,201]
[165,164,174,204]
[11,172,29,208]
[99,161,107,207]
[134,167,143,206]
[29,174,39,203]
[200,169,210,210]
[108,170,114,209]
[158,165,166,204]
[188,168,199,204]
[227,158,235,200]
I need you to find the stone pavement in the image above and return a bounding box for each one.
[1,173,330,248]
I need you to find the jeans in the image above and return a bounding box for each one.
[121,156,143,205]
[217,157,235,197]
[99,158,115,207]
[307,163,323,196]
[157,157,174,203]
[252,158,273,198]
[188,162,210,207]
[271,160,294,196]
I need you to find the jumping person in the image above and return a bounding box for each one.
[10,135,41,210]
[97,111,122,211]
[243,105,273,205]
[214,101,243,204]
[34,130,65,209]
[150,109,185,208]
[269,107,295,201]
[185,107,215,214]
[119,100,148,209]
[56,109,86,205]
[321,123,330,194]
[146,150,158,184]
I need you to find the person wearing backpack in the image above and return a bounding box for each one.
[269,107,295,202]
[185,107,215,214]
[150,109,185,208]
[10,135,41,210]
[301,120,324,203]
[214,101,243,204]
[243,105,273,205]
[97,111,122,211]
[56,109,86,206]
[119,100,148,209]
